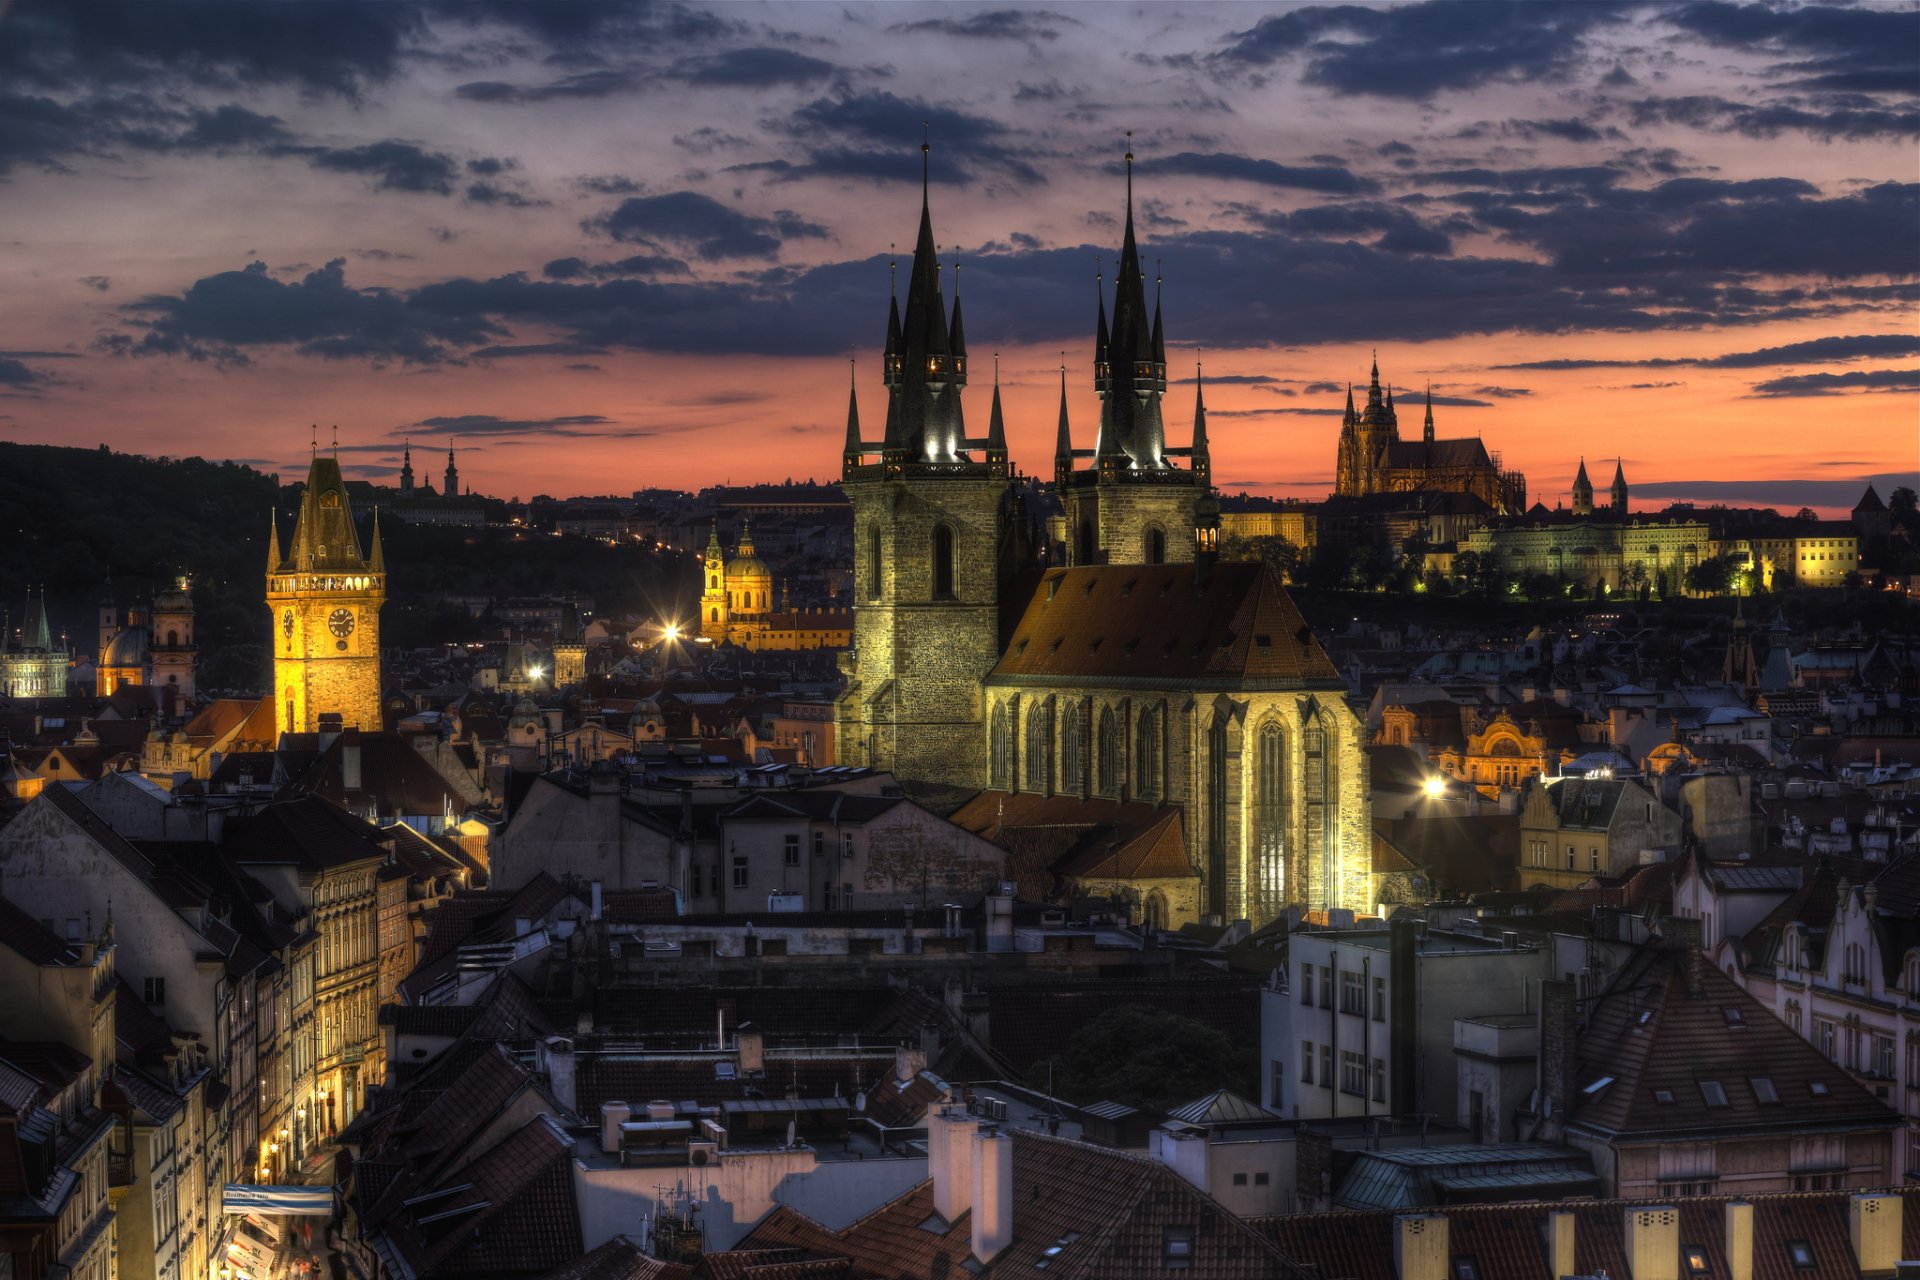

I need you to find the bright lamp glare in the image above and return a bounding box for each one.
[1423,776,1447,798]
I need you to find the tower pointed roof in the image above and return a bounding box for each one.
[1368,351,1382,406]
[1575,457,1591,486]
[369,509,386,575]
[1094,265,1109,369]
[1150,273,1166,368]
[1422,383,1435,444]
[842,358,863,471]
[705,519,723,559]
[267,513,282,577]
[986,355,1007,461]
[1054,363,1073,469]
[949,266,966,363]
[1191,361,1211,486]
[1854,483,1886,513]
[282,452,370,573]
[878,138,966,465]
[23,586,49,651]
[1344,383,1356,425]
[1093,138,1169,469]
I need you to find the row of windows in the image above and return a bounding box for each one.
[1296,1041,1386,1101]
[1297,964,1387,1021]
[991,700,1164,801]
[865,523,958,601]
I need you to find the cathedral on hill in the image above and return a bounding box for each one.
[834,148,1369,925]
[268,451,387,734]
[1334,360,1527,514]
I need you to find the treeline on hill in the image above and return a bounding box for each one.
[0,443,696,695]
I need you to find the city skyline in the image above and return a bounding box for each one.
[1,1,1915,512]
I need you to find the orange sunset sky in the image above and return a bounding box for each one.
[1,1,1914,513]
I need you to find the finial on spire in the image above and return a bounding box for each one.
[921,120,930,201]
[1124,130,1134,218]
[889,243,896,297]
[310,424,318,457]
[331,424,338,458]
[993,351,1000,384]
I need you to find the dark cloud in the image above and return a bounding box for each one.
[778,91,1039,185]
[467,342,611,359]
[888,9,1073,41]
[454,70,642,104]
[1630,474,1918,508]
[79,276,111,291]
[173,103,294,148]
[675,47,840,87]
[105,257,500,364]
[1627,95,1920,141]
[404,413,620,437]
[1170,374,1282,385]
[1665,2,1920,96]
[1148,152,1373,195]
[1494,334,1920,371]
[283,140,460,194]
[1236,200,1462,255]
[0,0,423,97]
[1507,117,1616,144]
[1747,368,1920,397]
[543,253,687,280]
[465,182,540,207]
[587,192,827,261]
[1215,2,1628,99]
[0,359,49,388]
[1468,385,1533,398]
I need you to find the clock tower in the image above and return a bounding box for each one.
[267,452,387,736]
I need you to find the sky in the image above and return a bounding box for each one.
[1,0,1915,513]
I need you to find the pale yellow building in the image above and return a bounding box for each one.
[268,453,386,734]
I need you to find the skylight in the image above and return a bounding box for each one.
[1808,1081,1830,1097]
[1750,1077,1779,1105]
[1722,1007,1745,1027]
[1699,1081,1729,1107]
[1653,1089,1676,1105]
[1787,1239,1815,1269]
[1582,1076,1614,1096]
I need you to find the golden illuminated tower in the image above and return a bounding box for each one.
[267,453,386,735]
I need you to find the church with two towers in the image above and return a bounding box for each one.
[834,149,1369,925]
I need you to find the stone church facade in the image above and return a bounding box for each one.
[835,151,1369,923]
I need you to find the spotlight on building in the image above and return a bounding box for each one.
[1423,776,1448,798]
[662,621,682,643]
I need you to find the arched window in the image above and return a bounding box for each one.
[1206,714,1229,920]
[932,524,956,599]
[1135,706,1160,802]
[1304,714,1334,912]
[867,524,882,600]
[990,704,1011,788]
[166,630,179,646]
[1255,723,1287,922]
[1024,703,1050,792]
[1060,703,1084,793]
[1145,525,1166,565]
[1077,519,1096,567]
[1097,706,1121,796]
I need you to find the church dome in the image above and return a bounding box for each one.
[727,554,773,583]
[153,577,192,612]
[102,627,149,668]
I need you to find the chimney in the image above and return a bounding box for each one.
[341,731,362,792]
[1625,1206,1680,1280]
[1537,979,1578,1140]
[970,1127,1014,1266]
[929,1107,978,1224]
[1391,918,1418,1115]
[1547,1210,1576,1279]
[539,1036,576,1114]
[1392,1213,1448,1280]
[599,1101,632,1153]
[737,1022,764,1074]
[1723,1201,1753,1280]
[589,880,603,921]
[1850,1192,1903,1275]
[895,1045,927,1083]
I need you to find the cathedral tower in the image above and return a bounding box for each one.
[835,142,1009,788]
[149,576,196,706]
[444,448,459,499]
[1610,459,1628,516]
[399,441,415,498]
[1572,458,1594,517]
[267,451,386,735]
[1058,145,1208,566]
[700,521,729,635]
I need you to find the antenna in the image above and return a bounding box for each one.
[1124,129,1134,214]
[921,120,930,196]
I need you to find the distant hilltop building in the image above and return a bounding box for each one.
[96,576,197,709]
[268,450,387,734]
[700,517,852,651]
[0,586,67,697]
[835,145,1369,924]
[387,442,484,526]
[1334,360,1526,514]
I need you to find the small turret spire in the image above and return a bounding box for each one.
[1124,130,1134,224]
[266,512,282,575]
[369,508,385,575]
[1423,382,1435,445]
[986,353,1007,469]
[1367,351,1383,406]
[1344,383,1356,425]
[1054,359,1073,483]
[842,358,863,475]
[1191,359,1210,486]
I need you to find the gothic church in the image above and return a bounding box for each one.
[268,451,387,735]
[835,151,1370,924]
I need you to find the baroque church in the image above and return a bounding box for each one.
[268,450,387,734]
[96,577,197,708]
[699,517,853,651]
[834,149,1370,925]
[1334,359,1527,513]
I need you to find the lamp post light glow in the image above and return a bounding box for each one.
[1423,776,1447,799]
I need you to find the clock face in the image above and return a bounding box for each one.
[282,610,295,639]
[328,608,355,639]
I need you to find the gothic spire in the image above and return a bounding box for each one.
[950,263,967,373]
[1095,133,1168,468]
[1054,360,1073,483]
[986,353,1007,468]
[843,359,863,474]
[1367,351,1383,407]
[1344,383,1356,425]
[880,133,963,463]
[1150,268,1166,370]
[1423,383,1435,445]
[1191,360,1211,487]
[267,512,282,577]
[369,509,386,575]
[1093,260,1110,393]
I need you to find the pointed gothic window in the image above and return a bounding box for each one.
[1077,519,1096,567]
[1145,525,1166,565]
[1256,724,1287,922]
[990,704,1011,788]
[1060,703,1084,793]
[1097,706,1122,796]
[932,523,956,600]
[1135,706,1160,802]
[867,523,882,600]
[1024,704,1051,793]
[1207,714,1229,920]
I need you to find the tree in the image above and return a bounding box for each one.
[1685,554,1738,596]
[1794,507,1818,523]
[1030,1005,1257,1113]
[1622,560,1650,601]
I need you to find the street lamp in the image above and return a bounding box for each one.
[1423,776,1447,799]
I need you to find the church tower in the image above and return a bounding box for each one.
[1058,144,1208,566]
[399,441,415,498]
[267,450,386,735]
[149,576,196,707]
[835,141,1009,788]
[700,521,729,636]
[1571,458,1594,516]
[444,448,459,499]
[1609,459,1628,517]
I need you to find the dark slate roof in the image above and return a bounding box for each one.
[1163,1089,1275,1127]
[0,896,79,966]
[1382,437,1495,471]
[221,795,388,871]
[534,1236,691,1280]
[1567,946,1898,1141]
[991,563,1341,686]
[381,1115,581,1278]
